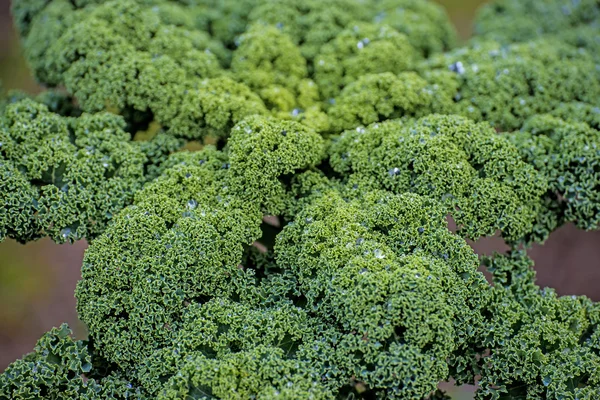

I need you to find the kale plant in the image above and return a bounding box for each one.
[1,0,600,399]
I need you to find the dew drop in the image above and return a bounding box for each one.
[449,61,465,75]
[187,199,197,209]
[388,167,400,177]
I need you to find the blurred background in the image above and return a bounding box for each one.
[1,0,600,398]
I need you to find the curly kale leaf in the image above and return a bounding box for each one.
[327,72,457,133]
[329,114,548,242]
[0,99,150,243]
[510,115,600,236]
[424,39,600,131]
[14,0,267,140]
[276,190,487,398]
[473,0,600,46]
[372,0,458,57]
[475,251,600,400]
[314,22,418,100]
[0,324,143,400]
